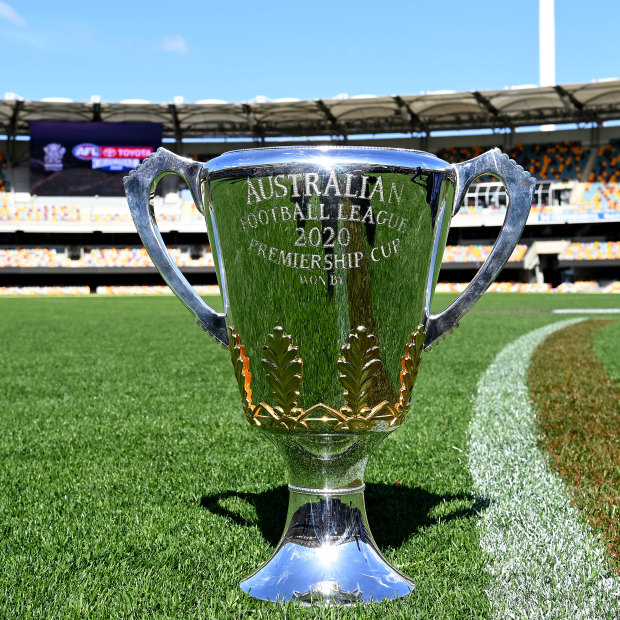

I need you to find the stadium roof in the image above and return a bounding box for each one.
[2,81,620,140]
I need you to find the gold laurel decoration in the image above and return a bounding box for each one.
[395,325,426,426]
[227,325,426,432]
[228,326,254,422]
[337,326,382,417]
[261,327,304,418]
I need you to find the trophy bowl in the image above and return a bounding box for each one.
[124,146,534,605]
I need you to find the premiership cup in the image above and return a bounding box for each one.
[124,146,534,605]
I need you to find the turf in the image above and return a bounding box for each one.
[530,319,620,571]
[595,318,620,383]
[0,293,618,618]
[469,319,618,618]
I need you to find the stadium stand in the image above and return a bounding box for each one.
[510,142,587,181]
[0,247,72,268]
[555,281,599,292]
[577,182,620,212]
[435,146,486,165]
[0,285,90,296]
[0,247,215,269]
[558,241,620,261]
[2,245,530,269]
[437,142,587,182]
[435,280,620,294]
[442,244,527,263]
[95,284,219,296]
[6,204,81,223]
[0,191,9,215]
[589,139,620,183]
[0,284,221,296]
[0,87,618,294]
[90,206,132,224]
[436,282,553,293]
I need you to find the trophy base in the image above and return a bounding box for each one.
[240,484,414,605]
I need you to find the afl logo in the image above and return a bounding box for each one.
[73,143,101,160]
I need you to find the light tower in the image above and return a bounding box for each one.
[539,0,556,86]
[539,0,556,130]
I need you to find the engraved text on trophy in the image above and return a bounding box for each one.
[241,172,408,283]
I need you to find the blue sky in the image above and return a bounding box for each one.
[1,0,618,103]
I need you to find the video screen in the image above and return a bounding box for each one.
[30,121,162,196]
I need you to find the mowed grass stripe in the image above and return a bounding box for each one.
[468,319,620,619]
[530,319,620,570]
[595,319,620,385]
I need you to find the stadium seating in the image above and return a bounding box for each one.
[436,282,552,293]
[2,246,532,269]
[90,206,131,224]
[558,241,620,261]
[0,247,73,268]
[88,200,184,224]
[434,146,486,164]
[604,281,620,293]
[436,142,587,181]
[588,140,620,183]
[577,182,620,212]
[0,286,90,296]
[510,142,586,181]
[0,204,81,222]
[442,244,527,263]
[85,247,153,268]
[554,281,599,293]
[0,191,9,216]
[0,247,215,269]
[95,284,219,296]
[0,140,616,295]
[488,281,552,293]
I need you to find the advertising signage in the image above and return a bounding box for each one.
[30,121,162,196]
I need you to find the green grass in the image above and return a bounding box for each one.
[530,319,620,571]
[0,293,618,618]
[595,319,620,383]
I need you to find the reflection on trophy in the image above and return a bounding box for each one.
[125,146,534,604]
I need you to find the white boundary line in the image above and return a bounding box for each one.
[552,308,620,314]
[468,319,620,619]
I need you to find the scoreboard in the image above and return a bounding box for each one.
[30,121,162,196]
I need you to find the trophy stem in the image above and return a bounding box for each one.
[240,434,414,605]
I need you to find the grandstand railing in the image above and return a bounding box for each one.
[464,180,575,210]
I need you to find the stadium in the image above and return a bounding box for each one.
[1,81,619,295]
[1,2,619,617]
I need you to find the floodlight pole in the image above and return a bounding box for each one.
[539,0,556,87]
[539,0,556,131]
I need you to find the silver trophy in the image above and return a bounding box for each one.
[125,146,534,605]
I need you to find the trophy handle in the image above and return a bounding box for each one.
[424,148,535,348]
[124,147,228,346]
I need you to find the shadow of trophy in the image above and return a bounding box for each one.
[124,146,534,605]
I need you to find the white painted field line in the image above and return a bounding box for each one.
[552,308,620,314]
[468,319,620,619]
